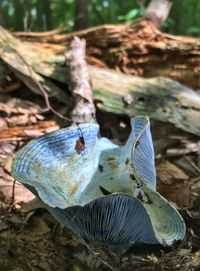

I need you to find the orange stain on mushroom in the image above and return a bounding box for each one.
[107,157,118,169]
[68,180,84,195]
[108,161,118,169]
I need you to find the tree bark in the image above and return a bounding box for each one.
[89,66,200,136]
[144,0,172,27]
[65,36,95,123]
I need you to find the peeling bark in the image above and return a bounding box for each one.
[15,19,200,90]
[65,37,95,123]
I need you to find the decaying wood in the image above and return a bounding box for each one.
[65,37,95,123]
[14,26,64,39]
[0,96,59,140]
[90,66,200,136]
[14,19,200,90]
[0,25,200,135]
[0,121,59,140]
[0,26,70,105]
[0,96,43,128]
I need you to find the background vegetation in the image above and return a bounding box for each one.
[0,0,200,36]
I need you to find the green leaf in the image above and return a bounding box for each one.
[125,9,140,20]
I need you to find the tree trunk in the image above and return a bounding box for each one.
[74,0,88,31]
[13,0,24,31]
[0,0,5,27]
[36,0,52,31]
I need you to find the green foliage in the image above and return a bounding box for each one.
[118,8,143,22]
[0,0,200,36]
[186,26,200,37]
[51,0,74,31]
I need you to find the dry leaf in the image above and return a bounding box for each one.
[157,160,188,185]
[0,167,35,204]
[157,160,191,207]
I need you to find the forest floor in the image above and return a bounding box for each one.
[0,8,200,268]
[0,92,200,270]
[0,206,200,271]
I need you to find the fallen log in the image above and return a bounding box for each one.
[0,25,200,136]
[90,66,200,136]
[14,21,200,90]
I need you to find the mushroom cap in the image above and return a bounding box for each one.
[12,116,186,253]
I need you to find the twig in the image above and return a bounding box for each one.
[197,141,200,169]
[183,155,200,174]
[80,238,119,271]
[10,179,16,206]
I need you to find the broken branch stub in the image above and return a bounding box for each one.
[144,0,172,27]
[65,36,95,123]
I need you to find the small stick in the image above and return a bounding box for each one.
[10,179,16,206]
[183,155,200,174]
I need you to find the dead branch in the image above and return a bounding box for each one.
[144,0,172,27]
[65,37,95,123]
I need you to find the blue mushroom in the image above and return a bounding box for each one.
[11,116,185,254]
